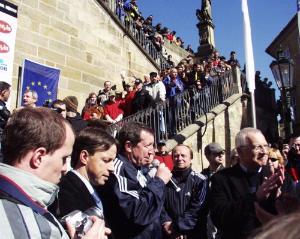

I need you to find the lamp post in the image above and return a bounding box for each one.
[270,50,294,138]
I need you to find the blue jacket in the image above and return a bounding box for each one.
[161,167,207,239]
[163,76,184,98]
[98,154,166,239]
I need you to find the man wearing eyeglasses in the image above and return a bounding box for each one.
[52,99,67,118]
[209,128,284,239]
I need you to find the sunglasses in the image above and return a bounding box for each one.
[53,107,66,113]
[269,158,278,162]
[212,151,225,156]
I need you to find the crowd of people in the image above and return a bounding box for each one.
[0,1,296,239]
[102,0,195,64]
[1,97,300,239]
[113,0,190,49]
[0,6,291,236]
[17,49,238,139]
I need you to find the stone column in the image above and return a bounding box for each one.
[232,67,243,94]
[196,0,216,58]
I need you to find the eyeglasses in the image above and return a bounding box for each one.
[53,107,66,114]
[239,144,269,152]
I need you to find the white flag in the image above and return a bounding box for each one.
[298,0,300,34]
[297,0,300,52]
[242,0,255,93]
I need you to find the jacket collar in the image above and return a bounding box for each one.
[0,163,59,208]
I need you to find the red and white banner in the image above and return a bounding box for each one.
[0,1,17,87]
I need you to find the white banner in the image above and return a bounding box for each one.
[0,1,17,107]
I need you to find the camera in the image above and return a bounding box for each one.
[43,100,51,108]
[60,207,104,237]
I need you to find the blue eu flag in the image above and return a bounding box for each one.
[21,59,60,106]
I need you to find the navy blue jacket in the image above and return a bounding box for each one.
[98,154,166,239]
[161,168,207,239]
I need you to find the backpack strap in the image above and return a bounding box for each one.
[0,174,63,236]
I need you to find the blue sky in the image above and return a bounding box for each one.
[138,0,295,92]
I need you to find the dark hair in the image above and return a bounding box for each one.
[2,107,69,165]
[118,122,153,153]
[149,72,157,78]
[86,119,108,129]
[0,81,11,93]
[51,99,65,107]
[71,127,117,167]
[172,144,193,159]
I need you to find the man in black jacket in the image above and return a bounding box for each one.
[210,128,285,239]
[131,79,155,113]
[201,142,225,239]
[49,127,117,222]
[161,144,207,239]
[0,81,11,162]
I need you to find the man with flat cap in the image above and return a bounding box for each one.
[202,142,225,181]
[202,142,225,239]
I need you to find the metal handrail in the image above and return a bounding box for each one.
[98,0,170,70]
[107,70,239,142]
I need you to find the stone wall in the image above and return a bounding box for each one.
[163,40,191,66]
[8,0,188,110]
[166,93,248,172]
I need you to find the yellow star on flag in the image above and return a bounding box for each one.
[38,81,41,86]
[43,85,47,90]
[48,99,52,103]
[26,86,30,90]
[31,81,35,86]
[47,91,52,96]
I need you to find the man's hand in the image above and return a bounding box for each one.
[175,235,187,239]
[155,163,172,184]
[66,216,111,239]
[256,166,284,201]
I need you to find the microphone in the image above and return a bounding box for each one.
[151,159,181,192]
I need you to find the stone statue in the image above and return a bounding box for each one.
[201,0,212,20]
[196,0,215,56]
[196,0,212,45]
[196,0,212,23]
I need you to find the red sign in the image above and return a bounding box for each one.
[0,20,11,33]
[0,41,9,53]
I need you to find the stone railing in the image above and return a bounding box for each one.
[108,70,239,143]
